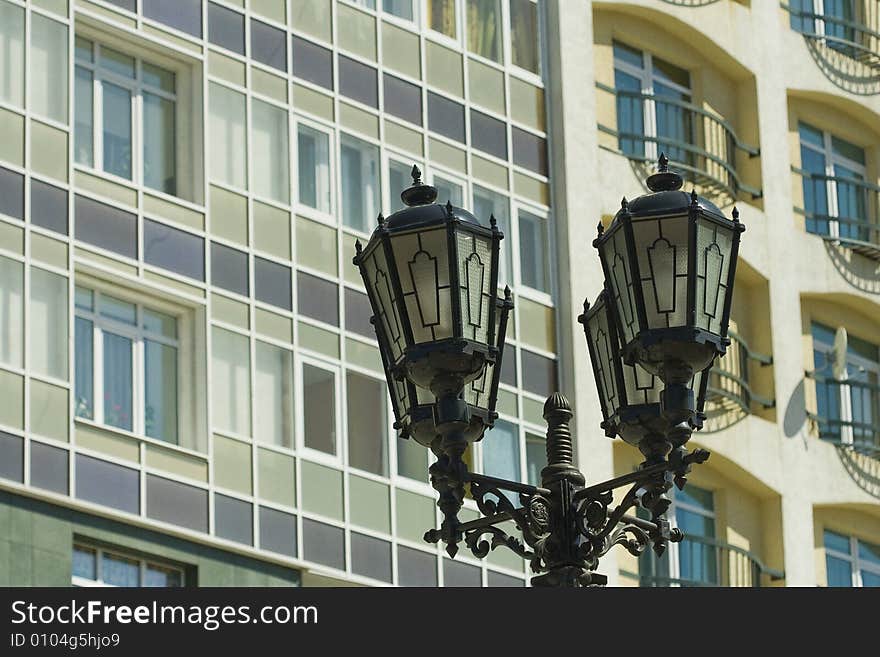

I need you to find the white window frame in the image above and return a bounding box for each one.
[72,543,185,588]
[612,42,692,163]
[295,117,335,223]
[422,0,463,47]
[799,123,866,239]
[824,532,880,587]
[298,355,343,466]
[74,282,183,445]
[342,363,393,479]
[339,131,382,236]
[505,0,543,79]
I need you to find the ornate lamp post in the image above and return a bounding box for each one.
[353,157,743,587]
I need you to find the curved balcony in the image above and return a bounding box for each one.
[631,535,785,587]
[795,168,880,261]
[806,371,880,458]
[704,330,775,421]
[597,83,761,204]
[785,2,880,94]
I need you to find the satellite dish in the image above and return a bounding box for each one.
[832,327,848,380]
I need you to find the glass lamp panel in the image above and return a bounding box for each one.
[694,216,734,335]
[585,295,620,421]
[632,214,689,330]
[600,225,639,345]
[622,362,661,407]
[455,229,493,345]
[375,323,411,431]
[464,359,493,410]
[390,228,452,344]
[361,242,406,362]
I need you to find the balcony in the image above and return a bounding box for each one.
[631,535,784,587]
[806,371,880,458]
[704,330,775,427]
[597,83,761,204]
[795,168,880,261]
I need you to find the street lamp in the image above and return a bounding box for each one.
[353,157,741,587]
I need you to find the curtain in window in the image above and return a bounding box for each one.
[428,0,456,38]
[143,93,176,195]
[0,1,24,107]
[0,256,23,368]
[30,267,68,380]
[103,332,133,431]
[212,327,251,436]
[30,14,68,123]
[297,125,331,212]
[74,67,94,167]
[510,0,539,74]
[144,340,177,443]
[103,83,133,180]
[467,0,500,62]
[340,135,379,232]
[252,99,289,204]
[209,83,247,189]
[255,342,294,448]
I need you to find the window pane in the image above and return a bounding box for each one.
[74,195,138,259]
[297,125,331,213]
[31,179,69,235]
[100,294,136,324]
[30,14,68,123]
[253,99,290,204]
[525,432,544,486]
[346,371,388,476]
[0,255,23,368]
[398,546,437,586]
[30,441,68,494]
[259,506,297,557]
[302,518,345,569]
[145,340,178,443]
[344,288,373,337]
[859,540,880,568]
[397,435,426,480]
[292,36,333,90]
[466,0,501,62]
[212,328,251,435]
[470,109,507,159]
[209,83,247,189]
[75,454,140,514]
[512,127,547,175]
[434,176,463,207]
[518,209,549,292]
[72,546,96,581]
[303,364,336,455]
[0,1,24,107]
[74,66,94,166]
[143,309,177,339]
[388,159,411,212]
[103,83,133,180]
[255,257,292,310]
[143,63,175,93]
[74,317,94,420]
[428,0,456,38]
[104,332,133,431]
[208,2,245,55]
[383,74,422,125]
[482,419,519,503]
[75,37,93,63]
[297,271,339,325]
[351,532,392,583]
[443,558,481,586]
[0,431,23,483]
[143,93,176,195]
[30,267,68,379]
[384,0,414,20]
[427,92,465,142]
[340,134,381,232]
[473,186,510,285]
[488,571,523,587]
[143,0,203,38]
[144,564,182,587]
[102,553,140,586]
[826,555,853,587]
[144,219,205,281]
[76,286,94,311]
[146,474,208,532]
[215,493,254,545]
[520,349,555,397]
[100,47,135,78]
[255,341,294,448]
[211,242,249,296]
[824,530,851,554]
[510,0,539,74]
[677,484,714,512]
[0,166,23,219]
[251,19,287,71]
[339,55,378,108]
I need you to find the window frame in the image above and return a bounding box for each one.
[72,543,186,587]
[297,355,343,466]
[295,116,336,223]
[824,531,880,587]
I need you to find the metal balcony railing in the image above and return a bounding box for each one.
[806,371,880,458]
[633,535,785,587]
[786,1,880,71]
[794,167,880,260]
[597,83,761,204]
[705,330,775,417]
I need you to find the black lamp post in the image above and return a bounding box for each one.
[353,157,742,587]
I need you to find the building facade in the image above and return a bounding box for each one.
[0,0,877,588]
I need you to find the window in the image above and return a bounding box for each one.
[74,195,138,259]
[427,92,465,143]
[303,363,337,455]
[0,166,23,220]
[525,431,544,486]
[444,558,481,586]
[397,434,427,481]
[466,0,501,62]
[520,349,556,397]
[388,159,413,212]
[212,327,251,436]
[481,419,520,502]
[344,288,374,337]
[470,109,507,160]
[143,0,203,38]
[338,56,378,108]
[30,441,68,494]
[255,342,295,448]
[473,186,511,285]
[208,2,245,55]
[434,175,463,207]
[351,532,392,582]
[251,19,287,72]
[302,518,345,569]
[613,41,692,165]
[31,180,69,235]
[340,134,381,232]
[252,99,290,204]
[76,38,178,195]
[297,272,339,325]
[518,209,549,292]
[510,0,540,74]
[73,544,185,587]
[640,485,717,586]
[254,257,292,311]
[383,74,422,126]
[811,322,879,448]
[799,122,869,242]
[75,286,180,444]
[0,256,23,369]
[144,219,205,281]
[824,530,880,587]
[260,506,297,557]
[211,242,249,296]
[215,493,254,545]
[398,545,437,586]
[209,83,247,189]
[75,454,140,514]
[31,14,68,124]
[146,474,208,531]
[0,0,24,107]
[512,127,547,175]
[291,36,333,90]
[297,124,332,214]
[428,0,456,39]
[384,0,415,21]
[346,371,389,476]
[0,431,23,483]
[31,268,68,380]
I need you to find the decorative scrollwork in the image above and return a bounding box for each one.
[463,526,533,561]
[601,523,652,558]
